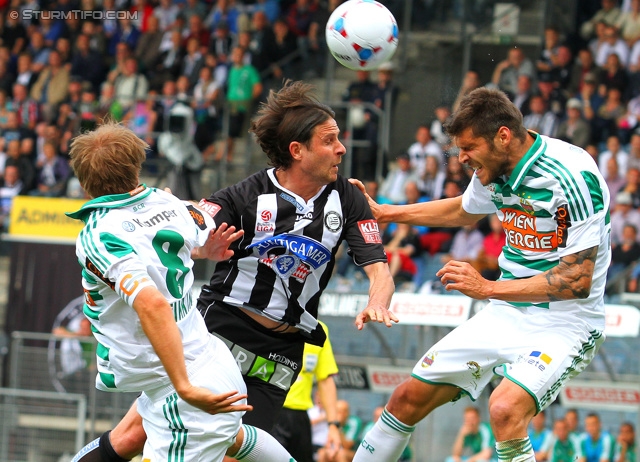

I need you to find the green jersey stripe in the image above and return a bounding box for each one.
[540,156,588,221]
[581,171,605,213]
[536,160,581,221]
[99,372,116,388]
[100,232,137,258]
[502,247,559,272]
[96,343,109,361]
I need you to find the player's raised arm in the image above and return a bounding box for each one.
[355,261,398,330]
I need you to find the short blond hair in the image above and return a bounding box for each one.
[69,121,148,198]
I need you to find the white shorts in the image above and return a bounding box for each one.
[137,334,247,462]
[411,302,605,412]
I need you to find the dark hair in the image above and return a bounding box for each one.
[445,87,528,144]
[250,80,335,169]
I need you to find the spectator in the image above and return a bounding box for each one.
[383,222,422,285]
[407,124,444,176]
[593,87,626,145]
[581,0,622,41]
[441,223,484,266]
[582,413,615,462]
[616,0,640,46]
[528,410,553,461]
[5,138,35,194]
[153,0,180,32]
[570,49,601,95]
[221,46,262,162]
[542,418,583,462]
[537,72,568,119]
[55,37,73,69]
[31,140,71,197]
[39,15,65,50]
[620,166,640,209]
[80,20,106,56]
[14,53,36,91]
[513,74,535,116]
[180,0,209,24]
[550,45,574,95]
[334,400,362,462]
[453,70,482,112]
[579,72,605,125]
[70,34,105,94]
[1,110,32,144]
[613,422,636,462]
[134,15,164,75]
[106,42,132,85]
[192,66,221,156]
[113,57,149,114]
[11,83,39,131]
[557,98,591,148]
[30,49,70,122]
[523,94,559,137]
[445,155,472,190]
[27,30,51,75]
[209,19,234,63]
[206,0,242,36]
[181,37,205,88]
[430,105,452,151]
[473,214,506,282]
[247,10,276,75]
[611,191,640,245]
[564,409,584,447]
[108,17,141,57]
[122,92,158,147]
[184,15,211,51]
[608,223,640,283]
[446,406,494,462]
[600,135,629,177]
[96,81,124,122]
[152,29,184,89]
[2,8,27,56]
[129,0,155,33]
[537,26,562,79]
[627,132,640,171]
[418,179,463,255]
[0,60,15,99]
[605,156,627,203]
[417,154,446,201]
[598,53,630,97]
[0,164,22,231]
[265,18,299,83]
[595,25,629,67]
[490,47,536,98]
[379,152,418,204]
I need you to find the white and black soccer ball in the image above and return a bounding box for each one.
[325,0,398,71]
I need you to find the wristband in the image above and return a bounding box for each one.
[328,421,342,428]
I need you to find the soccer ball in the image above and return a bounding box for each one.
[325,0,398,71]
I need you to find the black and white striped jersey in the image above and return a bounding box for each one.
[198,168,387,334]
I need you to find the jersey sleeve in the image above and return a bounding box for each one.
[314,322,339,382]
[341,180,388,266]
[182,201,216,247]
[462,175,498,215]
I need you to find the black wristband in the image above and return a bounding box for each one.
[328,421,342,428]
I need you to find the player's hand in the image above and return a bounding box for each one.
[355,305,399,330]
[324,424,342,461]
[348,178,385,222]
[179,386,253,415]
[436,260,491,299]
[196,223,244,261]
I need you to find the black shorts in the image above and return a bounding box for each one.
[198,301,305,432]
[228,112,246,138]
[272,408,313,462]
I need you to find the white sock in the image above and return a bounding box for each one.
[353,408,414,462]
[495,437,535,462]
[233,424,295,461]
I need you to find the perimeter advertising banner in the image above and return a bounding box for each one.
[8,196,86,239]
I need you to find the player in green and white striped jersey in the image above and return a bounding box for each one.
[67,123,296,462]
[353,88,610,462]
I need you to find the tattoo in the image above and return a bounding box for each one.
[544,246,598,301]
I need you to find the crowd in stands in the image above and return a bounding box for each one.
[0,0,341,227]
[445,407,636,462]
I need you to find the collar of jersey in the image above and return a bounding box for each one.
[505,131,545,190]
[66,184,153,220]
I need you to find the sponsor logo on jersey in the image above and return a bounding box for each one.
[122,221,135,232]
[280,192,305,212]
[186,205,207,230]
[421,351,437,368]
[198,199,221,218]
[358,220,383,244]
[248,233,331,281]
[131,209,178,228]
[502,208,557,252]
[324,211,343,232]
[524,350,552,371]
[555,204,571,248]
[86,258,115,290]
[261,210,273,221]
[296,211,313,222]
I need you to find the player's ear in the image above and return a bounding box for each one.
[289,141,303,161]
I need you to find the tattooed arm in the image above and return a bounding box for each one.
[436,246,598,302]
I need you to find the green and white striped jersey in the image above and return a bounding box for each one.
[67,186,215,392]
[462,133,611,330]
